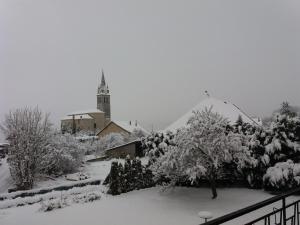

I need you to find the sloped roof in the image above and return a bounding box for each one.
[62,114,93,120]
[165,97,259,132]
[113,121,150,134]
[67,109,104,115]
[97,120,149,136]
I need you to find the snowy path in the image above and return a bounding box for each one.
[1,187,299,225]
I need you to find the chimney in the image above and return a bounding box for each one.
[129,121,131,125]
[135,120,137,127]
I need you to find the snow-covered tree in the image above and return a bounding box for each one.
[107,161,122,195]
[264,114,300,165]
[0,107,52,190]
[238,128,269,188]
[123,156,132,190]
[279,101,298,118]
[151,107,248,198]
[263,101,299,126]
[235,115,244,127]
[41,133,85,175]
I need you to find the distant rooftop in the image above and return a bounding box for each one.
[113,120,150,134]
[165,96,261,132]
[67,109,104,116]
[62,114,93,120]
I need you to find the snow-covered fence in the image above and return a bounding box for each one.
[0,179,101,201]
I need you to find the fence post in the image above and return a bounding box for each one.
[282,197,286,225]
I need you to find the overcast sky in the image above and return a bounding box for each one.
[1,0,300,140]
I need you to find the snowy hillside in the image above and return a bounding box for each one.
[165,97,260,132]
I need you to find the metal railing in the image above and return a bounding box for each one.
[201,187,300,225]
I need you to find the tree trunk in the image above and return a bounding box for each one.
[209,168,218,199]
[210,177,217,199]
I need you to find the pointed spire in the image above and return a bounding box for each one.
[101,69,106,87]
[97,68,109,95]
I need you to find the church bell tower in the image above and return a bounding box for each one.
[97,70,111,123]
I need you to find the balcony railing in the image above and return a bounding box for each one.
[201,187,300,225]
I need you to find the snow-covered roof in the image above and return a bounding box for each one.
[165,97,260,132]
[113,121,149,134]
[62,109,104,120]
[62,114,93,120]
[0,143,9,146]
[75,135,98,141]
[67,109,104,116]
[105,140,141,152]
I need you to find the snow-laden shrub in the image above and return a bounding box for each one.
[266,114,300,163]
[236,128,270,188]
[72,191,101,203]
[39,190,101,212]
[106,157,154,195]
[41,133,85,175]
[40,198,68,212]
[141,131,175,164]
[263,160,300,191]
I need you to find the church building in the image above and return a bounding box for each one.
[61,70,111,134]
[61,70,148,140]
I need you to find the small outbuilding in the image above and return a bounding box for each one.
[105,140,144,159]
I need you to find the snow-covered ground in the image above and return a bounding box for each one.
[1,186,299,225]
[1,157,299,225]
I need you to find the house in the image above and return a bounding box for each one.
[165,96,262,132]
[97,120,149,139]
[61,109,106,134]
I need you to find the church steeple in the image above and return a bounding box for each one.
[97,69,111,123]
[98,69,109,95]
[101,69,106,87]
